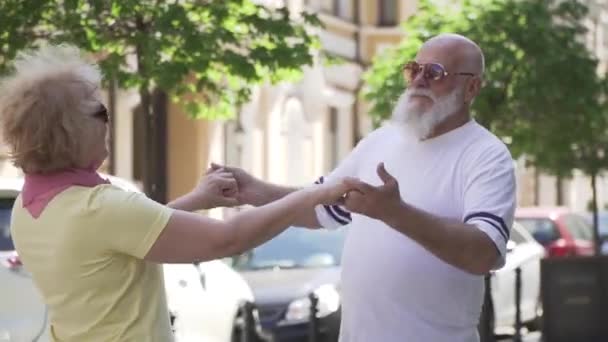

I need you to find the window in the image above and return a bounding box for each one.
[132,105,145,183]
[517,218,560,246]
[563,214,593,241]
[232,227,348,270]
[329,107,339,168]
[0,198,16,252]
[378,0,398,26]
[320,0,334,14]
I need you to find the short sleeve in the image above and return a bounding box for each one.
[463,144,516,269]
[98,186,174,259]
[313,131,375,230]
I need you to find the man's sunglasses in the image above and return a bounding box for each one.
[93,105,109,123]
[402,61,475,83]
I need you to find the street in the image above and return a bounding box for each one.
[498,332,542,342]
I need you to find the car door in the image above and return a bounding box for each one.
[195,260,255,342]
[510,225,543,323]
[492,224,543,330]
[163,263,219,342]
[561,214,595,256]
[0,197,49,342]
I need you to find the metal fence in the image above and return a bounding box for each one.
[236,267,530,342]
[479,267,526,342]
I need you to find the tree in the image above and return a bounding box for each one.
[363,0,608,253]
[1,0,321,202]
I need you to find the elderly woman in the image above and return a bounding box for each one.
[0,44,352,341]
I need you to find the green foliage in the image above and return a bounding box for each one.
[363,0,608,178]
[0,0,321,119]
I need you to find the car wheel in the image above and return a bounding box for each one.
[231,314,243,342]
[526,297,543,332]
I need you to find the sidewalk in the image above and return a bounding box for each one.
[497,332,542,342]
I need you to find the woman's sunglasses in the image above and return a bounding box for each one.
[402,61,475,83]
[92,105,109,123]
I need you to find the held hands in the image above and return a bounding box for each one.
[209,163,264,206]
[189,166,240,210]
[342,163,402,221]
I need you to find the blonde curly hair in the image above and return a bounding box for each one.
[0,44,106,174]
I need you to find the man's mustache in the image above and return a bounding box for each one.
[405,89,436,102]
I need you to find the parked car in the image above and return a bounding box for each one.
[164,260,255,342]
[232,223,544,341]
[516,207,595,257]
[232,227,344,342]
[0,175,254,342]
[490,222,545,335]
[0,178,49,342]
[582,211,608,254]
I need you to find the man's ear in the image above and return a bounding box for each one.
[464,77,482,103]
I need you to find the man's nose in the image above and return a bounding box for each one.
[410,70,430,88]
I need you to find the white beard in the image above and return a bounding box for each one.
[391,87,464,140]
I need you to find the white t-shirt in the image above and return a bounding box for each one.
[314,120,516,342]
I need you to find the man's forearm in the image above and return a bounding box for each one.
[382,201,499,275]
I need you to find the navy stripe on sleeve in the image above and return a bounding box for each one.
[315,176,351,225]
[323,205,349,225]
[464,212,509,242]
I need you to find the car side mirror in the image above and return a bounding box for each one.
[506,240,516,253]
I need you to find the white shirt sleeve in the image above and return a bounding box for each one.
[462,143,517,269]
[313,132,375,230]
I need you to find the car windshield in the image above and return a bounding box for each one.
[0,198,16,252]
[517,218,560,245]
[232,227,348,270]
[595,216,608,237]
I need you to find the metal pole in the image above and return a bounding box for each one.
[308,293,319,342]
[480,274,496,342]
[240,301,256,342]
[514,267,523,342]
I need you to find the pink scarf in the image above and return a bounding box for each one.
[22,165,110,218]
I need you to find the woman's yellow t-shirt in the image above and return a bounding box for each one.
[11,184,174,342]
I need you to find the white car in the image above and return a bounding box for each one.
[0,176,254,342]
[164,260,255,342]
[491,222,545,335]
[0,178,49,342]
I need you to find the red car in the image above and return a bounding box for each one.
[515,207,595,258]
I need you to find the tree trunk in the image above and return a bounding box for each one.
[556,174,564,205]
[138,86,168,204]
[591,172,601,256]
[134,20,167,204]
[534,167,540,206]
[107,76,117,174]
[139,86,155,199]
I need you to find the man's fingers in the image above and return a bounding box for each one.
[218,196,240,207]
[343,190,364,212]
[223,188,238,197]
[342,177,375,194]
[376,162,397,186]
[214,177,238,191]
[211,162,240,174]
[213,172,236,179]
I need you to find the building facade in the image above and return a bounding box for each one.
[0,0,606,216]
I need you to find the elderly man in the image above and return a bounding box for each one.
[217,33,516,342]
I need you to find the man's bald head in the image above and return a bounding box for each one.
[393,33,484,140]
[421,33,485,77]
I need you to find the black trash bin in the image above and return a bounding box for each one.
[541,256,608,342]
